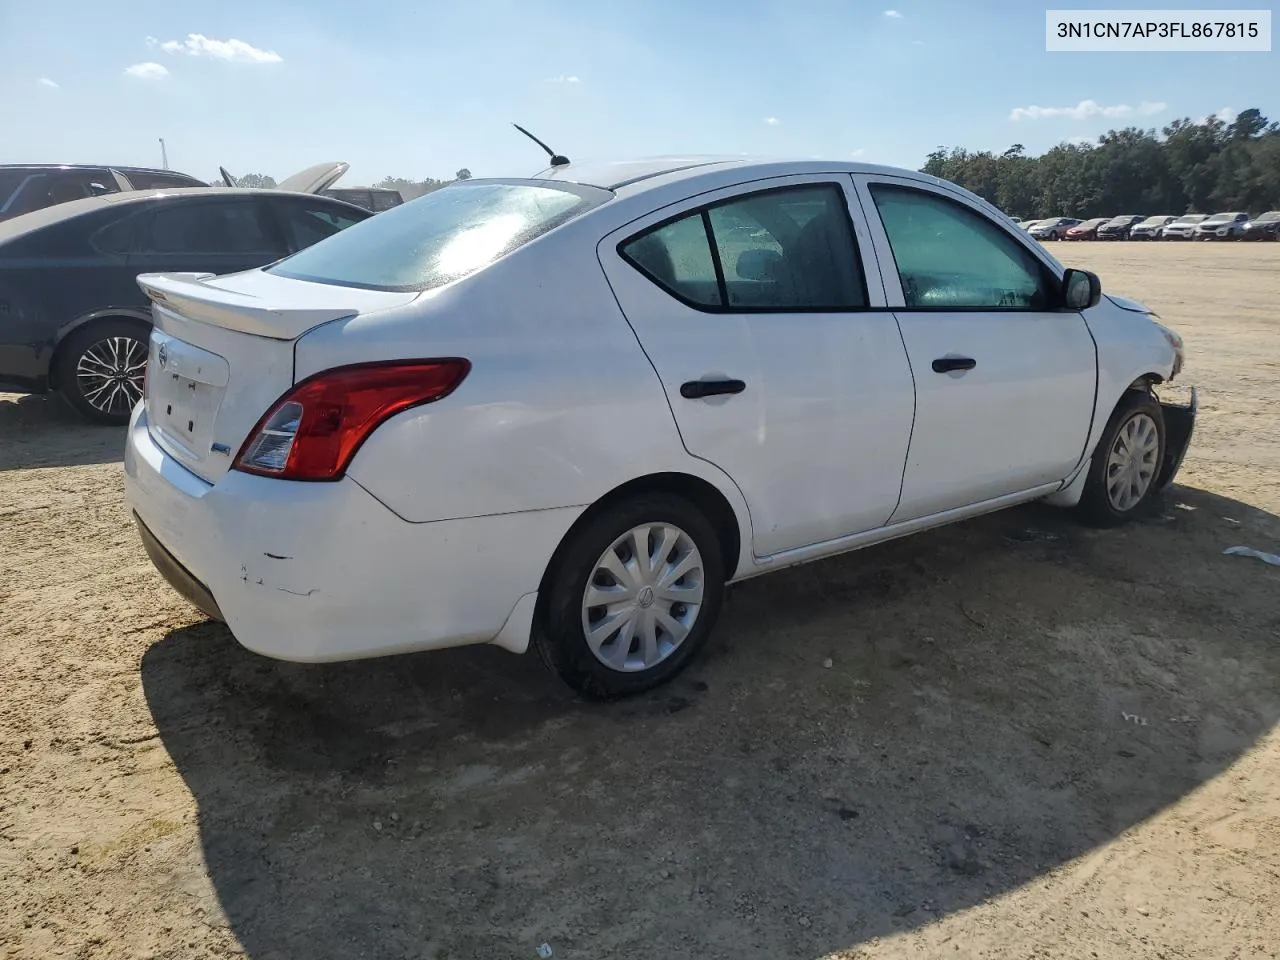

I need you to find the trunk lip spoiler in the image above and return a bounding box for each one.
[136,272,362,342]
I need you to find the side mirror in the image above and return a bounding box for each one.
[1062,267,1101,310]
[734,248,782,282]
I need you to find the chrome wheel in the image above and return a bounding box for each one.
[1106,412,1160,512]
[76,336,146,416]
[581,523,705,672]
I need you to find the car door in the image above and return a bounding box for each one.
[853,174,1097,523]
[128,196,289,277]
[598,176,915,558]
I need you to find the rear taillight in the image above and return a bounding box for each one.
[233,359,471,481]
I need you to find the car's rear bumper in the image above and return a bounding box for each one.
[124,405,580,661]
[1155,387,1198,492]
[134,513,224,622]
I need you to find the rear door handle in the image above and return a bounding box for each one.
[680,378,746,399]
[931,356,976,374]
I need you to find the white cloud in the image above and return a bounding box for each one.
[124,62,169,80]
[850,148,867,157]
[1066,136,1095,146]
[544,74,580,83]
[1212,106,1237,123]
[911,39,925,45]
[763,116,780,125]
[147,33,281,64]
[37,77,59,88]
[884,9,904,18]
[1009,98,1166,121]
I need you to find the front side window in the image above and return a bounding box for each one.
[869,184,1052,310]
[269,180,610,291]
[139,200,278,256]
[619,183,867,311]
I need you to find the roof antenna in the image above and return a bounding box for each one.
[512,123,570,167]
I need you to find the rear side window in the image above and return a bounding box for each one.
[619,183,867,311]
[92,212,145,255]
[269,180,609,291]
[138,200,278,256]
[621,215,721,308]
[277,199,369,251]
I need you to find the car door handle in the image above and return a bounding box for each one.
[931,356,977,374]
[680,378,746,399]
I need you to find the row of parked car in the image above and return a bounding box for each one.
[1015,212,1280,242]
[0,162,381,422]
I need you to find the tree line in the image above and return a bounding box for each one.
[920,108,1280,219]
[219,169,473,198]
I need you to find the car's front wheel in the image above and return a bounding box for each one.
[55,319,150,425]
[535,493,726,700]
[1076,391,1166,528]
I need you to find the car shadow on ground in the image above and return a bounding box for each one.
[0,393,124,470]
[141,485,1280,960]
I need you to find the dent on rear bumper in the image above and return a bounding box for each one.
[124,409,581,662]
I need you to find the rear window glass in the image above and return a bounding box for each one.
[268,180,610,291]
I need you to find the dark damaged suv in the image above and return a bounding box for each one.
[0,164,208,222]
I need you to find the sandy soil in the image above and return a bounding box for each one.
[2,242,1278,960]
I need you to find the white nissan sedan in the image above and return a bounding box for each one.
[124,157,1197,699]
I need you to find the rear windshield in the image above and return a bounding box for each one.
[268,179,611,291]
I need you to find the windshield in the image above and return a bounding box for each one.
[1080,218,1107,227]
[1173,215,1206,224]
[1139,216,1169,225]
[1204,213,1240,223]
[1255,211,1280,222]
[267,179,612,292]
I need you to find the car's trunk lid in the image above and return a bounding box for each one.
[277,162,350,195]
[137,270,417,483]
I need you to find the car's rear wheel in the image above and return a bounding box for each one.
[55,319,150,425]
[1076,391,1166,528]
[535,493,725,700]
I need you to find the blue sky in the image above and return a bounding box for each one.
[1,0,1274,185]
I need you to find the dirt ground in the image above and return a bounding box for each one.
[2,242,1278,960]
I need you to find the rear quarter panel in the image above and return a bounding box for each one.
[300,216,754,543]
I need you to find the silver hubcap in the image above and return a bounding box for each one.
[77,336,146,415]
[1106,413,1160,511]
[581,523,705,672]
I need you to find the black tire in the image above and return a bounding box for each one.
[54,318,151,425]
[534,493,726,700]
[1076,391,1166,528]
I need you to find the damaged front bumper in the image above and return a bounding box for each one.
[1154,386,1198,492]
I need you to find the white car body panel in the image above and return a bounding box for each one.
[319,219,753,547]
[122,157,1185,665]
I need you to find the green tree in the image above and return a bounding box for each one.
[235,173,276,189]
[919,109,1279,218]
